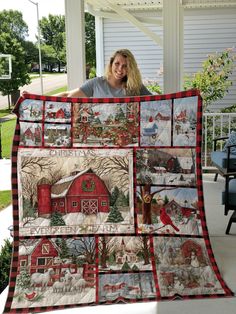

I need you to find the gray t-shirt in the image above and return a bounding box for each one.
[80,76,152,97]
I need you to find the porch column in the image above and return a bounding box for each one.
[64,0,86,90]
[163,0,183,93]
[95,16,105,77]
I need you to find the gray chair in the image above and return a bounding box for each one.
[211,136,236,182]
[222,175,236,234]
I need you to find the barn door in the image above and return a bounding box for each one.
[81,199,98,214]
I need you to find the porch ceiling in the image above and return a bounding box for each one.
[85,0,236,13]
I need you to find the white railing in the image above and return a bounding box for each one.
[202,112,236,168]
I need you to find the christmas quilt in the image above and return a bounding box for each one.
[4,90,233,313]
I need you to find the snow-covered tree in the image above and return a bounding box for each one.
[106,205,124,223]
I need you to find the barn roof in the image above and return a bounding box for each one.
[19,239,60,256]
[51,168,94,198]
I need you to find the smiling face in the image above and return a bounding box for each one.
[111,54,128,82]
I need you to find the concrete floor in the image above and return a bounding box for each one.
[0,162,235,314]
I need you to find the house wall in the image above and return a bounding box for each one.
[101,8,236,111]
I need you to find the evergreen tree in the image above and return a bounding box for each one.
[106,205,124,223]
[121,261,131,271]
[50,211,66,226]
[58,239,70,259]
[16,269,31,290]
[116,190,127,206]
[110,186,119,206]
[109,251,116,265]
[0,239,12,293]
[132,264,139,271]
[115,106,126,121]
[164,195,169,205]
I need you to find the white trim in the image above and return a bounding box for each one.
[94,0,163,46]
[86,3,162,25]
[163,0,183,93]
[65,0,86,90]
[95,16,105,76]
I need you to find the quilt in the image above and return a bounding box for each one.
[4,89,233,313]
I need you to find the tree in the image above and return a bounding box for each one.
[50,211,66,226]
[99,236,116,269]
[16,269,31,290]
[39,12,95,72]
[70,238,96,264]
[0,10,28,42]
[39,14,66,71]
[58,238,70,259]
[136,236,150,265]
[0,10,31,108]
[22,40,39,70]
[121,261,131,271]
[0,239,12,293]
[110,186,119,206]
[106,204,124,223]
[85,13,95,67]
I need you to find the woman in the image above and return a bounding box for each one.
[57,49,151,97]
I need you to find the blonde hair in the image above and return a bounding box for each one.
[104,49,143,95]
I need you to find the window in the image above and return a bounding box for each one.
[72,201,78,207]
[52,202,57,207]
[59,201,64,207]
[20,260,27,267]
[42,244,50,254]
[38,258,46,266]
[101,201,107,206]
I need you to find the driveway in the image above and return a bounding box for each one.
[0,74,67,109]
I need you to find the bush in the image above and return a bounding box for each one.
[184,48,236,111]
[0,239,12,293]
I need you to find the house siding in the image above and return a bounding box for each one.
[102,8,236,111]
[103,12,163,84]
[184,8,236,111]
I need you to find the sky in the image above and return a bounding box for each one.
[0,0,65,42]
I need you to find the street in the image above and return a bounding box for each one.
[0,74,67,109]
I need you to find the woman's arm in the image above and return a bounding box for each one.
[54,88,87,97]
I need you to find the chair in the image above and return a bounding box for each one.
[222,174,236,234]
[211,136,236,182]
[211,136,236,219]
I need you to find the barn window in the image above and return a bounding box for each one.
[59,201,64,207]
[52,202,57,207]
[38,258,46,265]
[101,201,107,206]
[72,201,78,207]
[20,260,27,267]
[42,244,50,254]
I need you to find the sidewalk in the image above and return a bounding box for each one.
[0,159,13,249]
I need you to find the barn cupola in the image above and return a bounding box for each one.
[37,177,52,218]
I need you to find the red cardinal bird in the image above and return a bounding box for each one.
[25,291,37,300]
[160,207,179,232]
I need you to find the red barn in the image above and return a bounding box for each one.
[47,108,66,119]
[24,128,34,140]
[37,168,110,217]
[18,238,60,274]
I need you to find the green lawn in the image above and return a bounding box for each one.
[0,118,16,158]
[0,109,12,118]
[0,190,12,211]
[45,86,67,95]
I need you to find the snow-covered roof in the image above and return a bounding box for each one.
[51,168,94,198]
[19,239,40,256]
